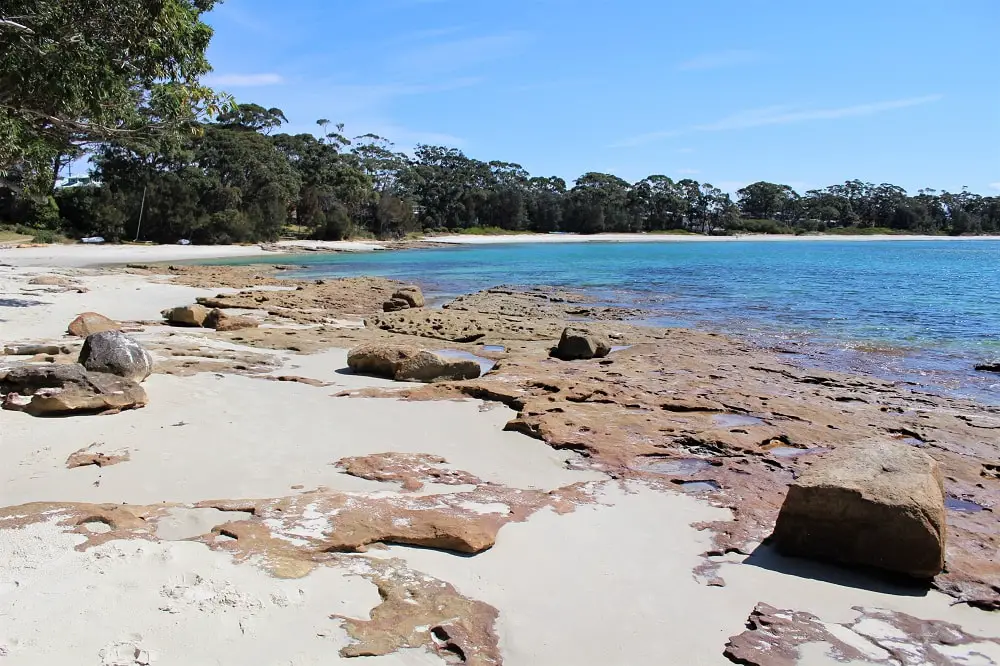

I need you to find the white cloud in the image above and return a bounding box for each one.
[391,31,530,75]
[611,95,943,148]
[695,95,943,132]
[677,168,700,175]
[204,73,285,87]
[676,50,762,71]
[989,182,1000,191]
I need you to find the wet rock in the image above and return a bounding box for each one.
[0,364,147,416]
[347,343,481,382]
[975,362,1000,373]
[204,308,258,332]
[67,312,120,338]
[161,304,211,327]
[772,439,946,578]
[552,326,611,360]
[79,331,154,383]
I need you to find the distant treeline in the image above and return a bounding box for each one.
[3,104,998,243]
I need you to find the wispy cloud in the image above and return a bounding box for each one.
[676,147,695,154]
[676,49,762,71]
[695,95,943,131]
[989,182,1000,191]
[391,31,530,74]
[611,95,943,148]
[205,73,285,87]
[677,168,700,175]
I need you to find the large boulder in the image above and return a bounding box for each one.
[67,312,120,338]
[78,331,154,382]
[205,308,258,332]
[0,364,147,416]
[772,439,946,578]
[382,285,425,312]
[551,326,611,360]
[347,343,481,382]
[162,304,211,327]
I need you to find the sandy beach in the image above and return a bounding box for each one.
[1,244,998,665]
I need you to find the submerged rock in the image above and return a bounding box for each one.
[347,343,481,382]
[161,304,211,327]
[67,312,120,338]
[78,330,153,382]
[552,326,612,360]
[772,439,946,578]
[0,364,147,416]
[974,362,1000,373]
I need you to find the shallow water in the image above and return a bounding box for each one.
[213,240,1000,402]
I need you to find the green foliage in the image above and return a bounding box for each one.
[1,0,226,184]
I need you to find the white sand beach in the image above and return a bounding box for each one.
[0,253,997,665]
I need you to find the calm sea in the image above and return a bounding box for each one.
[220,240,1000,403]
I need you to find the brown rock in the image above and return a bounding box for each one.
[393,285,425,308]
[161,304,211,327]
[205,308,258,331]
[66,448,130,468]
[772,440,946,578]
[725,602,1000,666]
[0,364,148,416]
[347,343,481,382]
[337,453,483,492]
[552,326,612,360]
[335,558,501,665]
[67,312,120,338]
[382,297,411,312]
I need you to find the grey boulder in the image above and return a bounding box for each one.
[79,330,154,382]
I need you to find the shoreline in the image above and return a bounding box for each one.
[1,254,999,663]
[2,232,998,268]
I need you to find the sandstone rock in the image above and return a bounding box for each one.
[78,331,154,382]
[161,304,211,327]
[67,312,120,338]
[552,326,611,360]
[205,308,258,332]
[382,297,411,312]
[347,344,481,382]
[4,344,72,356]
[393,285,425,308]
[772,439,946,578]
[0,364,147,416]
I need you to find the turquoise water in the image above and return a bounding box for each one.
[220,240,1000,402]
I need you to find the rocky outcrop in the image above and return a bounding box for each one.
[724,603,1000,666]
[383,286,425,312]
[552,326,611,360]
[772,440,946,578]
[0,364,147,416]
[335,558,501,666]
[336,453,483,491]
[78,331,153,383]
[975,362,1000,373]
[347,343,481,382]
[67,312,120,338]
[161,304,211,327]
[204,308,258,331]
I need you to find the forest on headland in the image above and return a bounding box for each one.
[3,1,998,244]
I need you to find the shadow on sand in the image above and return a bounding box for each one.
[743,542,932,598]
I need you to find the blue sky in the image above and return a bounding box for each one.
[201,0,999,195]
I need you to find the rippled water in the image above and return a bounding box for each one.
[215,240,1000,402]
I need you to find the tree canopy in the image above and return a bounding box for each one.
[0,3,996,243]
